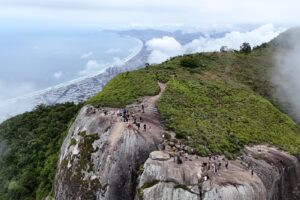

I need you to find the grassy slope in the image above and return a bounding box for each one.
[86,70,160,108]
[0,103,82,200]
[87,40,300,157]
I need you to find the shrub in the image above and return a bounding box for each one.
[180,57,199,68]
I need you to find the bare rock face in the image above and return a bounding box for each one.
[54,81,300,200]
[149,151,170,161]
[136,146,300,200]
[54,105,163,200]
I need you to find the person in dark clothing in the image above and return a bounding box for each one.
[144,124,147,131]
[251,169,254,176]
[137,123,140,130]
[176,155,183,164]
[142,104,145,113]
[225,161,229,169]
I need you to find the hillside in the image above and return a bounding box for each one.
[87,33,300,157]
[0,103,82,200]
[1,29,300,200]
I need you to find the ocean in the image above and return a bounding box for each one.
[0,25,140,101]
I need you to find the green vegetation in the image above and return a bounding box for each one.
[138,180,160,199]
[180,56,200,68]
[86,70,160,108]
[1,30,300,199]
[174,184,189,190]
[0,103,82,200]
[86,34,300,158]
[158,79,300,156]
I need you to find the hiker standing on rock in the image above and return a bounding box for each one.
[137,123,140,130]
[144,124,147,131]
[142,104,145,113]
[225,161,229,170]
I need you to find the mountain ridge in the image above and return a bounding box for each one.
[1,28,300,200]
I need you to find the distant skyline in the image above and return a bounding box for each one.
[0,0,299,29]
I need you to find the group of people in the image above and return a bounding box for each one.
[116,104,148,132]
[163,137,233,177]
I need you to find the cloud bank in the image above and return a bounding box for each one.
[146,24,283,64]
[0,0,300,26]
[272,30,300,121]
[146,36,183,64]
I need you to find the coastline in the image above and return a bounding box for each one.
[4,37,144,103]
[0,37,148,122]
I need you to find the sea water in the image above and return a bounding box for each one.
[0,24,140,100]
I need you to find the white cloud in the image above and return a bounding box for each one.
[53,71,63,79]
[79,60,104,76]
[81,51,94,59]
[79,56,128,76]
[146,24,283,64]
[272,32,300,121]
[146,36,183,64]
[112,57,124,66]
[185,24,283,53]
[106,48,121,54]
[0,0,299,27]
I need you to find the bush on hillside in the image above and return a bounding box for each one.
[180,57,199,68]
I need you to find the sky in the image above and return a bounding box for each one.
[0,0,299,28]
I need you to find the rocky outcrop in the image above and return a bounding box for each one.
[54,82,300,200]
[54,105,162,200]
[135,145,300,200]
[54,83,166,200]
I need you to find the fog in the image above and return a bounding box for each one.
[146,24,282,64]
[272,29,300,121]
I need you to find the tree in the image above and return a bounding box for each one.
[240,42,252,54]
[220,46,228,52]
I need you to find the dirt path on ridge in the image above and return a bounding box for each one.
[107,82,166,152]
